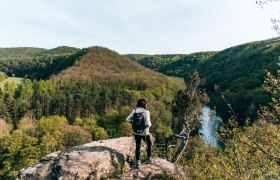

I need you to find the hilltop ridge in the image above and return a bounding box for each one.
[51,46,183,89]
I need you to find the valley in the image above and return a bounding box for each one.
[0,38,279,179]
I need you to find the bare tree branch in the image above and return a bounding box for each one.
[165,71,209,163]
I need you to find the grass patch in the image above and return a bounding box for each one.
[0,77,25,90]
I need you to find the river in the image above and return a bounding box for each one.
[198,106,222,147]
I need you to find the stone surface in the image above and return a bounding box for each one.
[17,137,186,179]
[121,158,186,179]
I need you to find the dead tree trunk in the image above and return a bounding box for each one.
[165,71,209,163]
[165,114,191,163]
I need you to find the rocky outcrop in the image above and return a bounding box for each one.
[17,137,186,179]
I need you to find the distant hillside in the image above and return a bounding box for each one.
[127,52,216,73]
[51,47,183,90]
[0,47,45,60]
[126,54,190,71]
[129,38,280,124]
[0,46,79,60]
[159,52,217,76]
[199,38,280,91]
[199,38,280,122]
[39,46,79,56]
[0,47,83,79]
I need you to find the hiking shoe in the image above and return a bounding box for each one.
[142,157,152,164]
[135,160,141,169]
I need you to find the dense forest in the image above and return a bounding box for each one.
[128,37,280,125]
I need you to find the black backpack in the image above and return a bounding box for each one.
[132,109,146,133]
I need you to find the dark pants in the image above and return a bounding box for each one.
[134,134,152,161]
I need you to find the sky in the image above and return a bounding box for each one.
[0,0,279,54]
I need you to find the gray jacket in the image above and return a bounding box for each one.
[126,107,151,136]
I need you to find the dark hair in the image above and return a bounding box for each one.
[137,99,147,109]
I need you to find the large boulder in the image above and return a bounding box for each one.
[17,137,186,179]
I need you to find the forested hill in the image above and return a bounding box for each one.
[0,46,79,60]
[126,54,188,71]
[51,47,183,89]
[127,52,216,72]
[128,37,280,124]
[0,46,84,79]
[197,38,280,123]
[0,47,45,59]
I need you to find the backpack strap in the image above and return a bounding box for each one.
[132,108,136,122]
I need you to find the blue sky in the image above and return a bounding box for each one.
[0,0,279,54]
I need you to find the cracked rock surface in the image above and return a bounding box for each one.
[17,137,186,179]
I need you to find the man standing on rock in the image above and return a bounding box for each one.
[126,99,152,169]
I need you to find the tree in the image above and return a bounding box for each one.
[0,98,11,123]
[36,115,68,136]
[91,126,109,141]
[18,112,36,137]
[0,119,12,136]
[245,60,280,164]
[256,0,280,34]
[118,122,133,137]
[3,82,17,126]
[165,71,209,163]
[0,130,40,179]
[260,61,280,123]
[62,125,92,148]
[39,131,64,155]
